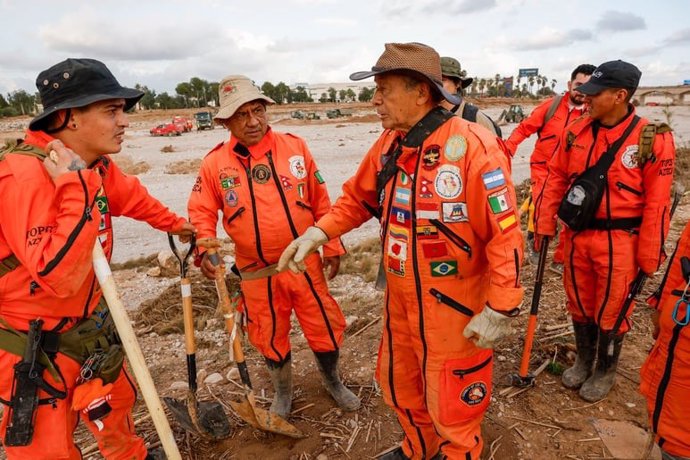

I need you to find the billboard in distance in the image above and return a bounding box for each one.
[519,68,539,78]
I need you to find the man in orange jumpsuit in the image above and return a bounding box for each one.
[505,64,596,270]
[187,75,360,419]
[535,60,675,402]
[640,220,690,460]
[279,43,524,460]
[0,58,194,459]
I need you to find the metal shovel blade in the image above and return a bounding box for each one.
[164,394,231,439]
[229,400,305,438]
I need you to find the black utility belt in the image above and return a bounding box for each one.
[587,217,642,231]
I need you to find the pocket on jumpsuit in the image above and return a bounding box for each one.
[439,348,493,425]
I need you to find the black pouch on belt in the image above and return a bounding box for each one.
[4,319,66,447]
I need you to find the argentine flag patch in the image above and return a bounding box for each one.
[482,168,505,190]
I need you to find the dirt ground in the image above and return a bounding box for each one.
[1,102,689,460]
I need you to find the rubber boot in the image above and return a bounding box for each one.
[579,331,624,402]
[265,354,293,418]
[378,446,410,459]
[314,350,361,411]
[562,321,598,389]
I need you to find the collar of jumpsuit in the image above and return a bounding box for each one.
[230,125,276,160]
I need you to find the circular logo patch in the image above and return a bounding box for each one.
[444,135,467,162]
[461,382,487,406]
[422,144,441,170]
[434,165,462,199]
[225,190,238,207]
[289,155,307,179]
[251,164,272,184]
[621,145,639,169]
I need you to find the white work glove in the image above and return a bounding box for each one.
[463,306,515,349]
[278,226,329,274]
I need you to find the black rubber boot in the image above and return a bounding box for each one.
[378,446,410,459]
[579,331,624,402]
[265,354,293,418]
[314,350,361,411]
[562,321,598,389]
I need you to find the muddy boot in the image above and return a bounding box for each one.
[265,354,293,418]
[562,321,598,389]
[579,331,624,402]
[378,446,410,459]
[314,350,361,411]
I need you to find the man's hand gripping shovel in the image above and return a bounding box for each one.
[162,234,231,439]
[197,238,304,438]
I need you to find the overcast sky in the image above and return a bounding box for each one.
[1,0,688,96]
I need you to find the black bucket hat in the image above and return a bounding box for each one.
[350,42,461,105]
[29,58,144,131]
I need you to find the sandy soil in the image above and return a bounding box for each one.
[1,102,689,460]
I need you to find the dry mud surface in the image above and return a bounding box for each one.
[1,102,689,460]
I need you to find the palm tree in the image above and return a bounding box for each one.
[540,75,548,95]
[494,73,501,97]
[528,75,535,96]
[551,79,557,92]
[479,79,486,97]
[471,79,478,97]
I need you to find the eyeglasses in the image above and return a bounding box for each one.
[232,105,267,123]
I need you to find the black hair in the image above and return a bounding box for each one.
[622,87,636,102]
[571,64,597,81]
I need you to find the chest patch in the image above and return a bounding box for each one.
[289,155,307,179]
[252,164,272,184]
[435,165,462,199]
[444,135,467,162]
[621,145,639,169]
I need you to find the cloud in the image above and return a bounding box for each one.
[501,28,593,51]
[664,28,690,45]
[596,11,645,32]
[382,0,495,18]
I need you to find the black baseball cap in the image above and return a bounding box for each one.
[575,60,641,95]
[30,58,144,131]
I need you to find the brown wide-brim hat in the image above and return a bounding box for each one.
[215,75,275,121]
[29,58,143,131]
[350,42,460,105]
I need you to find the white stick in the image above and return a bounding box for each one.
[92,243,182,460]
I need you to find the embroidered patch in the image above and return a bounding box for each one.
[621,145,640,169]
[95,196,110,214]
[297,183,305,199]
[225,190,238,207]
[442,202,469,223]
[391,206,411,228]
[416,202,440,220]
[394,187,411,205]
[430,260,458,277]
[251,164,271,184]
[416,225,438,239]
[422,241,448,259]
[288,155,307,179]
[279,175,293,190]
[419,177,434,198]
[389,224,409,242]
[314,170,325,184]
[400,171,410,185]
[482,168,505,190]
[387,256,405,277]
[497,213,518,233]
[220,176,240,190]
[98,212,112,232]
[435,165,463,199]
[387,238,408,261]
[422,144,441,170]
[444,135,467,162]
[192,176,202,193]
[487,188,511,214]
[461,382,487,406]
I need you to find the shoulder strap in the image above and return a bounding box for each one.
[0,139,46,162]
[598,115,641,171]
[544,95,563,125]
[638,122,672,166]
[461,102,478,123]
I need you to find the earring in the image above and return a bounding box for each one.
[72,123,77,128]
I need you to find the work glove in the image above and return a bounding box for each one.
[463,306,515,349]
[278,226,329,274]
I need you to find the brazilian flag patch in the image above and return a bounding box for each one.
[315,170,325,184]
[430,260,457,277]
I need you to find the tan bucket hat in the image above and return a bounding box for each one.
[350,42,460,105]
[214,75,275,121]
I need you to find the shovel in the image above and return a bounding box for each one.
[197,238,304,438]
[162,234,231,439]
[510,236,549,388]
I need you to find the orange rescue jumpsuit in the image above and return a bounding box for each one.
[317,116,523,459]
[188,128,346,364]
[0,130,187,459]
[535,109,675,332]
[640,221,690,458]
[505,94,586,264]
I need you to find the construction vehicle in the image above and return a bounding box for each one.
[291,110,320,120]
[194,111,214,131]
[326,108,354,119]
[497,105,526,124]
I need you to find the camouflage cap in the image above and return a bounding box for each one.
[440,56,473,89]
